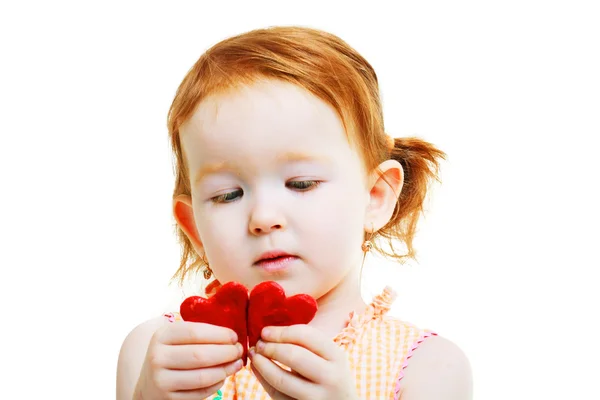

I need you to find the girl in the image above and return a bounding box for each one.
[117,26,472,399]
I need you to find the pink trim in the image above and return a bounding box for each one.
[164,312,175,323]
[394,332,438,399]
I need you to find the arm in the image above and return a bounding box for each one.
[116,316,167,400]
[399,335,473,400]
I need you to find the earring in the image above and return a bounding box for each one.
[361,237,373,252]
[359,224,376,292]
[361,224,376,252]
[201,253,212,279]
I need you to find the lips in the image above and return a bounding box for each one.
[254,250,297,265]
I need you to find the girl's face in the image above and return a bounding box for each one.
[179,79,371,300]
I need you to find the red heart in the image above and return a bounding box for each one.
[179,281,317,366]
[180,282,249,364]
[248,281,318,350]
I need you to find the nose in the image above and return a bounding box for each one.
[248,201,286,235]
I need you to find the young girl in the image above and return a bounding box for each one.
[117,25,472,399]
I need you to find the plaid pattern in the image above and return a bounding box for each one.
[166,287,435,399]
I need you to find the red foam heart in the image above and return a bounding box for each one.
[248,281,318,349]
[180,282,249,364]
[180,281,318,366]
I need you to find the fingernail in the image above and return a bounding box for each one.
[257,340,265,352]
[234,359,243,371]
[236,342,244,356]
[261,327,271,339]
[249,346,256,358]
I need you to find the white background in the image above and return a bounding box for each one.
[1,1,598,398]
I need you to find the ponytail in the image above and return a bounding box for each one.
[375,137,447,262]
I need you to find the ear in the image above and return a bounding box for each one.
[173,194,204,253]
[364,159,404,232]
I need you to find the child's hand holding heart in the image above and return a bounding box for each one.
[180,281,358,399]
[180,281,318,365]
[250,324,359,400]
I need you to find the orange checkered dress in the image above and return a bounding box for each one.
[165,287,436,399]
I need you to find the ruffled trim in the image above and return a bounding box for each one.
[333,286,397,346]
[394,331,438,398]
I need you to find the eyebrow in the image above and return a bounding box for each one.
[194,152,330,184]
[275,151,329,163]
[194,161,237,185]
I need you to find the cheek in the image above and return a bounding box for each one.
[320,181,367,225]
[195,207,246,262]
[301,185,366,254]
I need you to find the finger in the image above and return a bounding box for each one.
[261,324,340,361]
[256,340,328,383]
[251,364,294,400]
[169,381,225,400]
[160,343,243,369]
[250,351,316,399]
[159,359,243,391]
[158,321,238,345]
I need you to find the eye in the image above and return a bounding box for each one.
[211,189,243,204]
[286,180,321,191]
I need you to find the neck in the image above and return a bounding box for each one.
[309,268,368,339]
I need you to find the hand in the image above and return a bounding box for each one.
[249,324,359,400]
[135,321,244,400]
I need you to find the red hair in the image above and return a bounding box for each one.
[167,26,446,283]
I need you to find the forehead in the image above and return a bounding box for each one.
[194,80,335,128]
[180,80,357,166]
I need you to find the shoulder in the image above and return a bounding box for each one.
[116,316,170,400]
[399,335,473,400]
